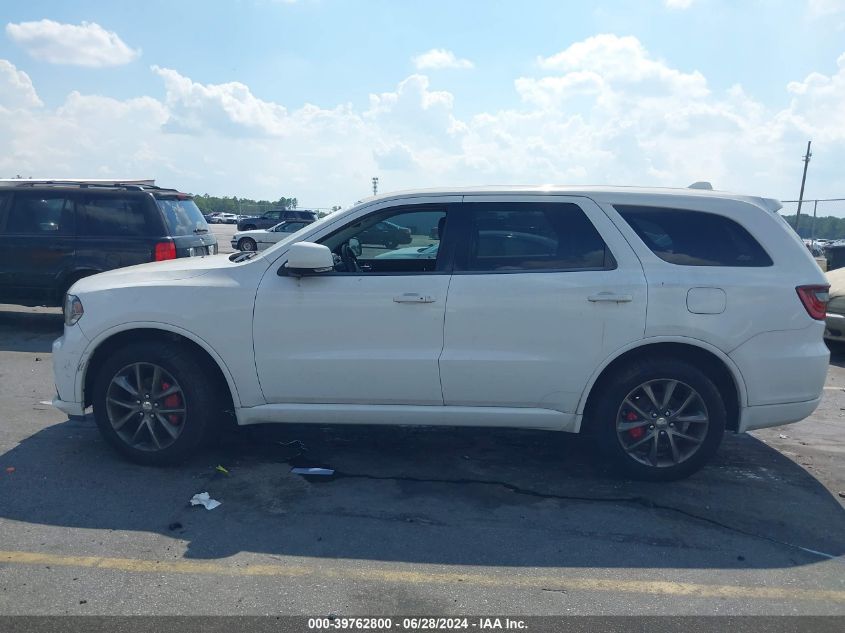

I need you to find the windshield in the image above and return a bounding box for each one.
[156,198,209,236]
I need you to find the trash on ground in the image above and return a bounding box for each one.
[838,491,845,499]
[215,465,230,475]
[778,434,789,439]
[189,492,221,510]
[291,467,334,476]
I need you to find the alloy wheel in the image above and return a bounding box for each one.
[105,362,187,451]
[616,378,709,468]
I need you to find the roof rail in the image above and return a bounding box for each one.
[0,178,156,188]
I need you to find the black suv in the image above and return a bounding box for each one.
[0,180,218,307]
[237,209,317,231]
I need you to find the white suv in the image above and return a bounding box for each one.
[52,186,830,480]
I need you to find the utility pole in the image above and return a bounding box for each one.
[372,176,379,196]
[795,140,812,235]
[811,199,818,245]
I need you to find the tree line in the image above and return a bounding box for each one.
[192,194,299,214]
[782,214,845,240]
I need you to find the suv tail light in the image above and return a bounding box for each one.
[796,285,829,320]
[154,241,177,261]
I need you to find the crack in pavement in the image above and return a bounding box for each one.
[325,470,841,561]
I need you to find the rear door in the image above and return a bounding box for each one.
[73,192,160,273]
[0,190,75,304]
[439,195,647,415]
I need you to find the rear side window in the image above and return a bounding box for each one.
[156,198,208,236]
[615,205,772,267]
[460,202,614,272]
[77,196,152,237]
[5,193,72,234]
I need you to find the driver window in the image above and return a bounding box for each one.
[319,206,448,274]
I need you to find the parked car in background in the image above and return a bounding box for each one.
[357,219,413,248]
[231,220,313,252]
[0,179,218,307]
[203,212,221,223]
[52,185,829,481]
[237,209,317,231]
[824,267,845,344]
[213,212,240,224]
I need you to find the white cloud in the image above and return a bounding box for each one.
[3,34,845,206]
[807,0,845,18]
[5,19,140,67]
[0,59,42,109]
[665,0,695,8]
[412,48,474,70]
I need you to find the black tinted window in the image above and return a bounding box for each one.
[5,193,71,234]
[462,202,613,272]
[156,198,208,236]
[615,205,772,267]
[77,196,151,237]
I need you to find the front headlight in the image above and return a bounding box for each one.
[64,294,84,326]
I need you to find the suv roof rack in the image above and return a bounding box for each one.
[0,178,185,194]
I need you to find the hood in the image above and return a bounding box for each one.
[72,254,229,294]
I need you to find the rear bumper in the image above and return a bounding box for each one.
[729,323,828,407]
[738,397,821,433]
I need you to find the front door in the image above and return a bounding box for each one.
[0,191,75,304]
[439,195,648,415]
[253,198,460,406]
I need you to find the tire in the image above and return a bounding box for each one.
[591,357,726,481]
[92,341,221,465]
[385,239,398,249]
[238,237,257,252]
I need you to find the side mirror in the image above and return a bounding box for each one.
[348,237,362,257]
[281,242,334,276]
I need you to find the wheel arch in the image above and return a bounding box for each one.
[578,338,746,433]
[81,324,240,413]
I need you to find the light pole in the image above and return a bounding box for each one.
[372,176,379,196]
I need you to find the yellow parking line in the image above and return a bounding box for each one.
[1,549,844,602]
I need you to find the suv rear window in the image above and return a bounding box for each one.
[156,198,208,236]
[615,205,773,267]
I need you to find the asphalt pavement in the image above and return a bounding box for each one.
[0,296,843,616]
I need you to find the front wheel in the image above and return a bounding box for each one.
[92,341,221,465]
[591,358,726,481]
[238,237,257,252]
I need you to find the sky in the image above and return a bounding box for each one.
[1,0,845,212]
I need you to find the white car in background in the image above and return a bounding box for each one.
[232,220,313,252]
[52,185,829,481]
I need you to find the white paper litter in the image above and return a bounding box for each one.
[778,434,789,439]
[291,467,335,476]
[190,492,221,510]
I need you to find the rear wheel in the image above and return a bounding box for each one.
[238,237,257,252]
[92,341,221,465]
[592,358,726,481]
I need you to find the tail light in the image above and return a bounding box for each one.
[796,285,829,320]
[154,241,177,261]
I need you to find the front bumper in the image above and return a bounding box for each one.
[824,311,845,342]
[52,397,85,417]
[51,324,91,417]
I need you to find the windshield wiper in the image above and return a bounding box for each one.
[193,228,209,234]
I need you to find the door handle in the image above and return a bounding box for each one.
[393,293,436,304]
[588,293,633,303]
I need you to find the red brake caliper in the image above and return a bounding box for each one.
[160,381,182,425]
[625,410,644,439]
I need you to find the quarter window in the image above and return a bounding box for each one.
[460,202,613,272]
[615,205,772,267]
[5,193,71,234]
